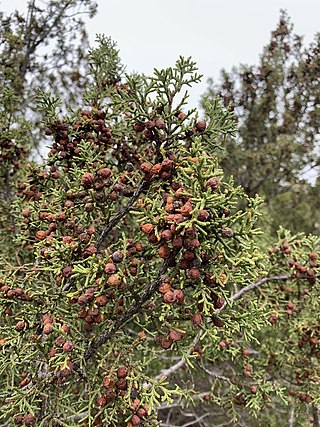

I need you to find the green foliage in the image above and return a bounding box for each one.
[84,35,125,107]
[0,32,319,427]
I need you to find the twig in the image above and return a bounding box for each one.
[215,274,292,315]
[20,0,36,81]
[289,405,295,427]
[313,405,320,427]
[84,248,179,360]
[160,413,212,427]
[196,363,233,384]
[95,179,147,249]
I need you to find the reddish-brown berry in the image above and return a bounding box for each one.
[103,376,115,388]
[107,274,121,287]
[117,367,128,378]
[213,318,224,328]
[104,263,116,274]
[22,208,31,217]
[177,112,187,120]
[162,290,176,304]
[161,159,173,172]
[24,414,37,426]
[55,336,66,347]
[15,320,25,331]
[61,265,73,278]
[161,229,173,241]
[197,209,210,221]
[140,162,153,174]
[82,172,95,187]
[196,120,206,132]
[250,386,257,394]
[136,408,146,418]
[116,378,127,390]
[60,324,70,334]
[179,201,192,215]
[155,118,166,129]
[131,415,141,426]
[268,313,278,325]
[160,336,173,349]
[43,323,53,334]
[62,341,74,353]
[214,297,225,309]
[169,330,184,342]
[309,252,318,260]
[151,163,162,175]
[97,168,111,179]
[95,295,108,306]
[48,348,57,358]
[140,223,154,235]
[192,313,202,326]
[206,177,220,190]
[14,415,24,425]
[56,212,66,221]
[173,289,185,302]
[172,236,183,248]
[188,268,201,280]
[134,122,145,132]
[35,230,46,241]
[96,396,107,407]
[158,245,171,259]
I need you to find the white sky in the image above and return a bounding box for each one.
[1,0,320,109]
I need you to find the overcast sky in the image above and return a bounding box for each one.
[1,0,320,108]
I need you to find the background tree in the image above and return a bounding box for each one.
[0,0,97,112]
[0,36,319,427]
[0,0,97,261]
[202,10,320,235]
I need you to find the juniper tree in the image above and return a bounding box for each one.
[0,37,319,427]
[202,10,320,234]
[0,0,97,109]
[0,0,97,261]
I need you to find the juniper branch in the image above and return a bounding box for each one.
[84,248,179,360]
[95,179,148,250]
